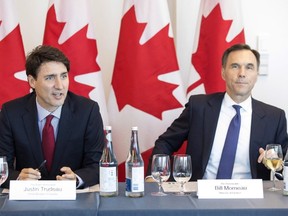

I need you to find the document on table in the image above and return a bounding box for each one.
[162,181,197,193]
[76,184,99,193]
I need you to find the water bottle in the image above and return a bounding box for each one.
[125,126,144,197]
[99,126,118,197]
[283,149,288,196]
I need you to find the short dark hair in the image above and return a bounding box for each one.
[25,45,70,78]
[221,44,260,70]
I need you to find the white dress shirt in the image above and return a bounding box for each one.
[203,93,252,179]
[36,100,83,187]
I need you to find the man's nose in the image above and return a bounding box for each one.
[54,77,64,89]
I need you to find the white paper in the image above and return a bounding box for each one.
[162,181,197,192]
[76,184,99,193]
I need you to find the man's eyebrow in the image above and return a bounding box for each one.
[44,74,56,77]
[230,63,240,66]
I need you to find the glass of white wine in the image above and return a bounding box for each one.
[265,144,283,191]
[151,154,171,196]
[173,154,192,196]
[0,156,8,196]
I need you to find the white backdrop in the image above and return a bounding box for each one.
[13,0,288,118]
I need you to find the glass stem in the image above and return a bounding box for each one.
[180,182,184,194]
[159,175,163,193]
[158,184,162,193]
[272,170,276,188]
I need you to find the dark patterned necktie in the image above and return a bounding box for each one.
[42,115,55,171]
[216,105,241,179]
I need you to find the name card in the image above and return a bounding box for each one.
[197,179,263,199]
[9,180,76,200]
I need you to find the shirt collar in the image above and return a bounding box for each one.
[36,100,62,121]
[223,93,252,113]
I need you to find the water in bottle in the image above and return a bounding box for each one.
[125,126,144,197]
[99,126,118,197]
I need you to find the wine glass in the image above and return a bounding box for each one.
[265,144,283,191]
[173,154,192,196]
[151,154,171,196]
[0,156,8,196]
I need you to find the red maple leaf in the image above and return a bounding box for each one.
[112,6,182,120]
[188,4,245,94]
[0,25,30,108]
[43,5,100,98]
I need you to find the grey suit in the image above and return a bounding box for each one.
[147,92,288,180]
[0,91,104,188]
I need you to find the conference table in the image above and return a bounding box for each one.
[0,181,288,216]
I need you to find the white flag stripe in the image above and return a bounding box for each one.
[0,0,18,40]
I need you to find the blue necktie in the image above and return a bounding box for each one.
[216,105,241,179]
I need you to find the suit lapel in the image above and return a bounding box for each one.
[50,95,74,172]
[250,99,266,142]
[22,95,44,166]
[202,93,224,172]
[249,99,266,178]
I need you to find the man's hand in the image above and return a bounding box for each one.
[258,147,282,171]
[17,168,41,180]
[258,148,265,163]
[56,167,76,181]
[258,147,269,169]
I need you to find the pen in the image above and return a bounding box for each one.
[36,160,47,171]
[16,160,47,180]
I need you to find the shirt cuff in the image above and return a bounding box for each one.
[75,174,84,188]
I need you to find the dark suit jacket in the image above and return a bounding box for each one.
[147,92,288,180]
[0,91,104,188]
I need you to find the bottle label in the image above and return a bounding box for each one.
[284,166,288,192]
[100,167,117,192]
[126,167,144,192]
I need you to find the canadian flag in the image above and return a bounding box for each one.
[108,0,186,181]
[0,0,30,108]
[43,0,108,125]
[187,0,245,95]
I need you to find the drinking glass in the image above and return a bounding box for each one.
[151,154,171,196]
[265,144,283,191]
[0,156,8,196]
[173,154,192,196]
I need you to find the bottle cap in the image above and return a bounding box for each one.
[105,126,112,130]
[131,126,138,130]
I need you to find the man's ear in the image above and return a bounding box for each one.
[27,75,36,89]
[221,68,226,81]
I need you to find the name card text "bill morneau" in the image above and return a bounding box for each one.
[197,179,263,199]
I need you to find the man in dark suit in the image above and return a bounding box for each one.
[0,45,104,188]
[147,44,288,180]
